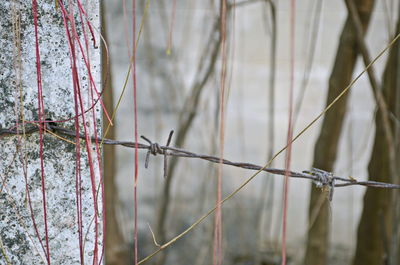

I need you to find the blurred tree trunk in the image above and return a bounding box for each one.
[303,1,375,264]
[155,15,222,265]
[101,3,130,264]
[352,15,400,265]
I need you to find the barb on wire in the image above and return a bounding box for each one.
[140,130,174,179]
[2,124,400,195]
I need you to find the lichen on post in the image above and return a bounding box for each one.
[0,1,103,264]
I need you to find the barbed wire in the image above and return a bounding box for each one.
[2,123,400,198]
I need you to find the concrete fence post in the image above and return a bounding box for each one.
[0,1,102,264]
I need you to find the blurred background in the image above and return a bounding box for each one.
[101,1,400,264]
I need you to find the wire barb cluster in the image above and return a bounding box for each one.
[304,168,335,201]
[2,123,400,197]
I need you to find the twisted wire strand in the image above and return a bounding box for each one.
[2,123,399,191]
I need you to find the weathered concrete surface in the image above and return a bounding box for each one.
[0,1,102,264]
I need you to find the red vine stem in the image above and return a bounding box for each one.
[166,0,177,55]
[76,1,101,263]
[58,1,89,263]
[214,1,227,265]
[282,0,296,264]
[32,1,50,263]
[132,1,139,265]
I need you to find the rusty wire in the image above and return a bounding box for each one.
[1,123,400,194]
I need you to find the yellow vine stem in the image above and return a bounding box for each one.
[0,236,11,265]
[138,30,400,264]
[147,222,161,247]
[25,124,76,146]
[1,185,47,264]
[81,0,152,243]
[76,1,152,246]
[100,0,151,147]
[44,127,76,145]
